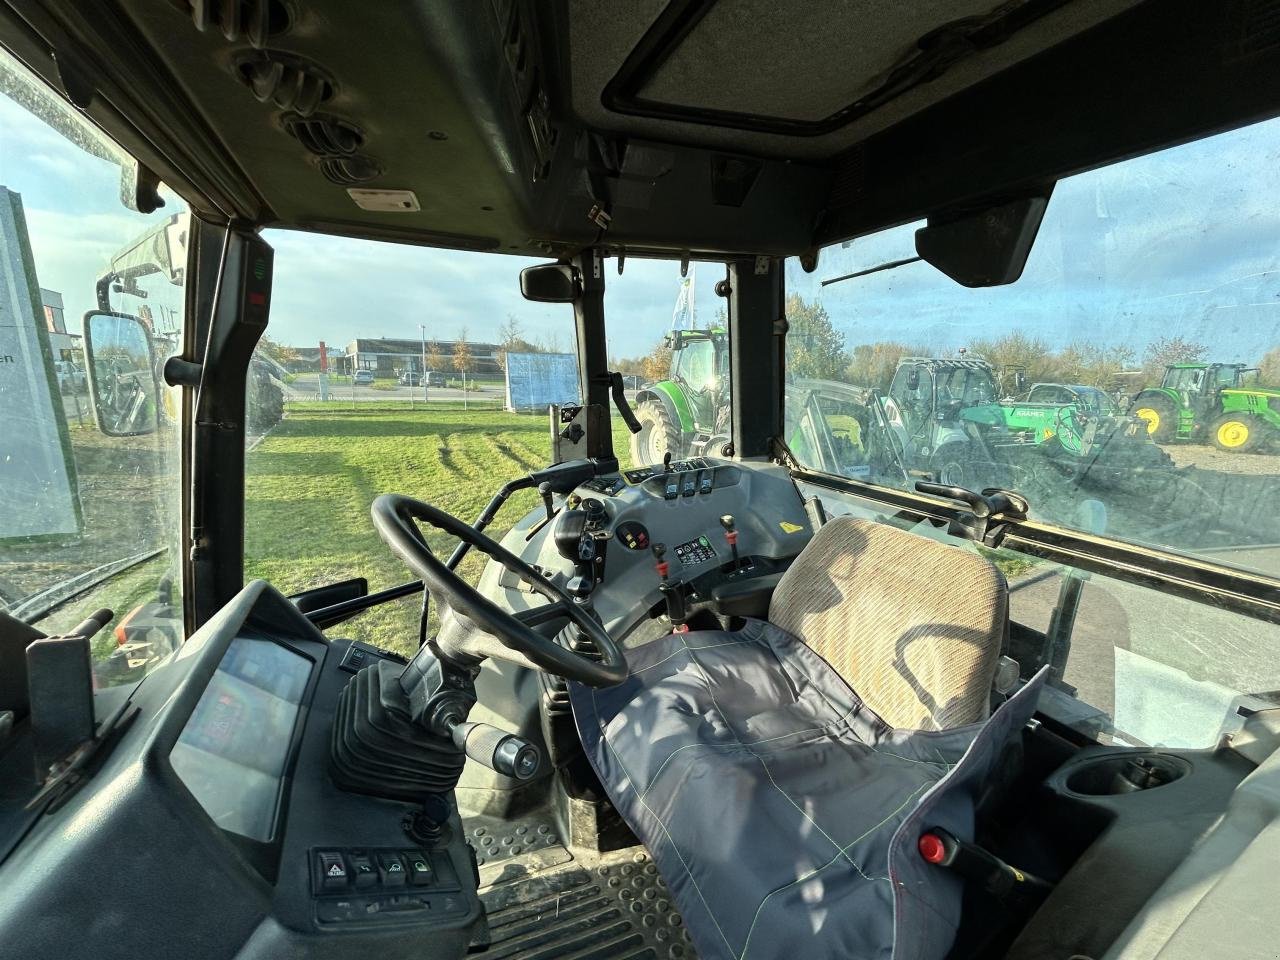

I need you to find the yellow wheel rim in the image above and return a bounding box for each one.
[1135,407,1160,434]
[1217,420,1249,448]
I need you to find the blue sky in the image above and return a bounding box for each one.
[3,66,1277,365]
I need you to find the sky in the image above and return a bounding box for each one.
[2,51,1278,366]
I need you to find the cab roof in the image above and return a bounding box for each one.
[5,0,1280,259]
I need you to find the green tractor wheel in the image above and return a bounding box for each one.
[1132,394,1177,443]
[631,399,682,466]
[929,442,978,489]
[1209,412,1265,453]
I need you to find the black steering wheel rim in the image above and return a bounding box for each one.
[371,493,627,687]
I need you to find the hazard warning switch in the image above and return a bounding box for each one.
[317,851,349,891]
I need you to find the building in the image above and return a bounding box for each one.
[41,288,81,363]
[344,337,501,377]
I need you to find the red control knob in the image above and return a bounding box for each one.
[918,832,947,864]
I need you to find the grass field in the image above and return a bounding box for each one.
[244,402,639,655]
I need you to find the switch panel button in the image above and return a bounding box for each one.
[406,851,434,885]
[349,852,377,888]
[317,851,349,890]
[377,852,407,886]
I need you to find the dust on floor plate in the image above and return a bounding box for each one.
[465,812,698,960]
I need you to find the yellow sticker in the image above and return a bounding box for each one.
[779,521,804,534]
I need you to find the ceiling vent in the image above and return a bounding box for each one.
[183,0,291,47]
[317,155,384,186]
[283,114,363,156]
[235,51,333,116]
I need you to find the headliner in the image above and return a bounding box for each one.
[3,0,1280,259]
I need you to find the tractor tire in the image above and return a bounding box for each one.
[631,399,682,466]
[929,442,979,489]
[1209,412,1265,453]
[1132,395,1178,443]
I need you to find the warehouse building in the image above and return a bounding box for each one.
[344,337,501,377]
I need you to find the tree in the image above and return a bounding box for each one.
[1055,341,1135,388]
[1257,346,1280,387]
[846,341,933,391]
[785,294,847,380]
[452,330,473,380]
[966,331,1058,386]
[1142,335,1207,382]
[426,340,443,374]
[495,314,523,371]
[256,334,300,368]
[640,340,673,382]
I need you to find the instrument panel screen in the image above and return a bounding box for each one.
[170,636,310,841]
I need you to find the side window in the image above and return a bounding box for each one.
[784,115,1280,749]
[0,48,186,684]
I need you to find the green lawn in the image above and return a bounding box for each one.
[244,403,642,655]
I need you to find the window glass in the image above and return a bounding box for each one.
[607,261,731,472]
[784,117,1280,580]
[244,232,579,656]
[0,48,185,685]
[797,482,1280,749]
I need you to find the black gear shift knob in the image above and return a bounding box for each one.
[538,481,554,522]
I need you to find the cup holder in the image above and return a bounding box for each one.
[1063,752,1191,797]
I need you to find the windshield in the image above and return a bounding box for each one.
[0,49,185,684]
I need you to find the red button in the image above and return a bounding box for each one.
[918,833,946,864]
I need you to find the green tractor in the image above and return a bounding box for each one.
[1131,363,1280,452]
[631,327,730,463]
[880,356,1166,488]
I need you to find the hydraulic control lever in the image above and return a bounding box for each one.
[651,543,688,632]
[918,826,1053,911]
[720,514,742,572]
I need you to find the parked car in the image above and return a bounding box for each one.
[352,369,374,385]
[425,371,446,387]
[54,360,87,394]
[398,370,421,386]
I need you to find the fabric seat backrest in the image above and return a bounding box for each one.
[768,516,1007,731]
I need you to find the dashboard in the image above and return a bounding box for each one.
[0,582,483,960]
[480,457,815,641]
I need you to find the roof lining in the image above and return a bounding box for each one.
[602,0,1077,137]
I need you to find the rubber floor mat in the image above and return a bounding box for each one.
[466,814,697,960]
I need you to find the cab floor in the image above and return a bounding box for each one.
[464,812,697,960]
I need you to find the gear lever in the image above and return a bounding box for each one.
[651,542,688,632]
[719,514,742,572]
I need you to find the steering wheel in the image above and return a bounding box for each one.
[371,493,627,687]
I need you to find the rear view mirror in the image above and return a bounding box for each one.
[83,311,159,436]
[907,368,920,391]
[520,262,579,303]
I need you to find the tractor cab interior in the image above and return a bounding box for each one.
[2,3,1280,960]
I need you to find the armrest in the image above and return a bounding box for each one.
[709,573,786,619]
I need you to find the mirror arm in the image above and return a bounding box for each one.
[163,357,202,388]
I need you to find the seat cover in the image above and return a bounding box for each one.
[570,620,1045,960]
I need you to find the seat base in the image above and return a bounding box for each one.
[570,620,1046,960]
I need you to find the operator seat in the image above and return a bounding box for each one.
[569,516,1045,960]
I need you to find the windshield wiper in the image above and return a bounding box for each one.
[5,549,163,624]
